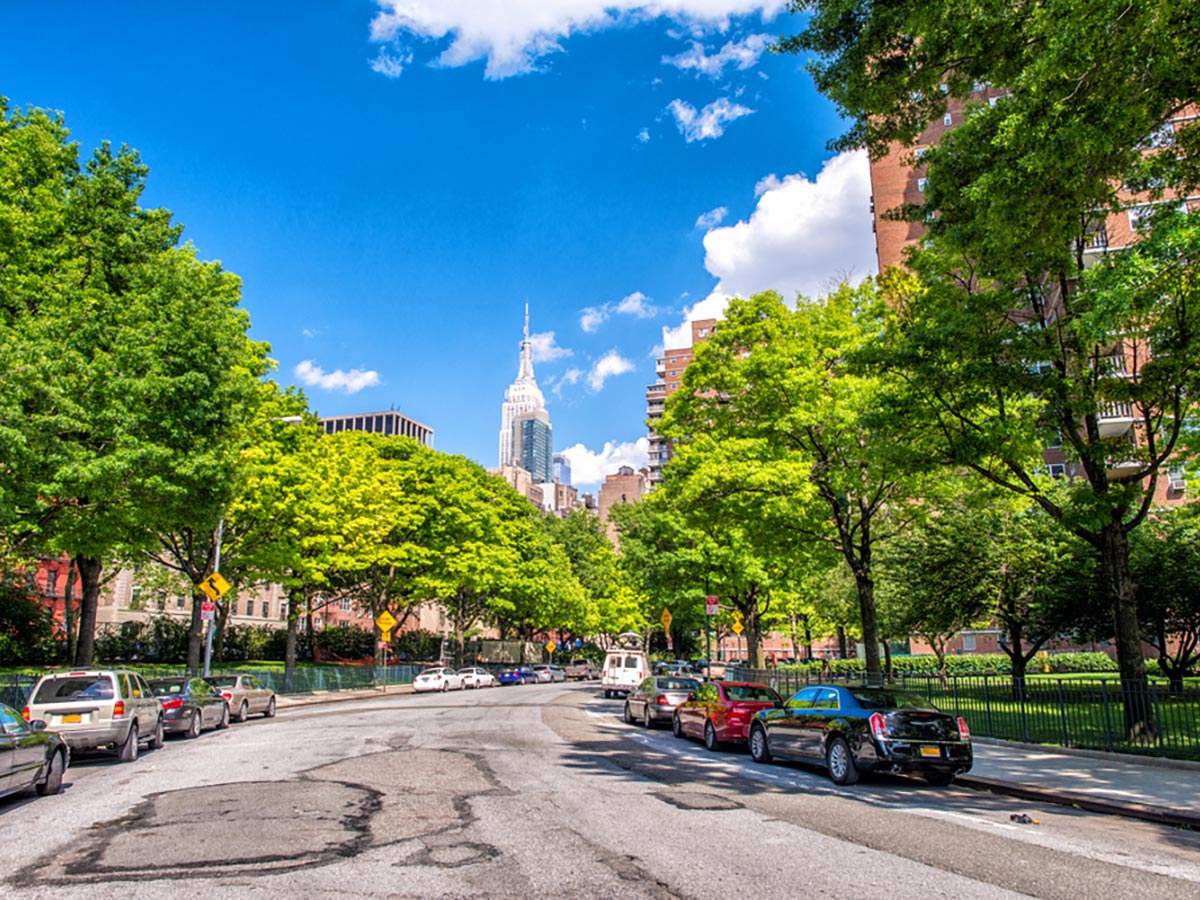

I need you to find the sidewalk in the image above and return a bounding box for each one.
[274,685,1200,827]
[962,738,1200,827]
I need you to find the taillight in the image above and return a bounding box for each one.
[869,712,889,738]
[221,691,233,702]
[113,700,126,717]
[600,670,607,678]
[957,717,971,741]
[22,706,30,722]
[656,695,670,705]
[160,698,184,710]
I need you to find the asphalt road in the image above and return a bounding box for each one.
[2,683,1198,899]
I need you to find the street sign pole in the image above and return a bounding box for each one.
[203,518,224,678]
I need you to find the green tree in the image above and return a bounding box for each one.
[1130,510,1200,692]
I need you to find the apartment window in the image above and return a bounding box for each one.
[917,178,928,193]
[129,585,143,610]
[46,570,59,596]
[914,146,928,160]
[962,634,977,652]
[230,600,238,616]
[1048,464,1066,479]
[989,96,1001,108]
[176,595,186,610]
[280,600,288,620]
[340,597,351,612]
[697,328,709,337]
[1048,430,1063,449]
[1138,122,1175,150]
[939,83,949,94]
[943,112,953,127]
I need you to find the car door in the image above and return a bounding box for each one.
[0,703,44,792]
[131,673,159,726]
[765,687,818,758]
[797,688,842,758]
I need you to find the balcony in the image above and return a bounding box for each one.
[1096,401,1135,438]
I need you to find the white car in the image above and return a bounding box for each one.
[458,667,498,689]
[412,667,464,692]
[531,664,566,683]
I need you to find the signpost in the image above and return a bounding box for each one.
[375,611,398,690]
[704,595,718,674]
[660,608,673,651]
[731,610,745,665]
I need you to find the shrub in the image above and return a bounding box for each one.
[313,625,374,659]
[393,629,440,662]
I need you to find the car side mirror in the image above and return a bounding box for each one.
[31,719,48,733]
[774,701,785,710]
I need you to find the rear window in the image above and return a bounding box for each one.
[849,689,938,711]
[34,675,114,703]
[724,685,781,703]
[623,656,641,669]
[658,678,699,692]
[210,677,237,688]
[149,680,187,696]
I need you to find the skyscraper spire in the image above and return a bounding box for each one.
[524,302,529,340]
[517,304,535,382]
[500,306,548,470]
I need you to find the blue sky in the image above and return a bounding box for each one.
[0,1,876,490]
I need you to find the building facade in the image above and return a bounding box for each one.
[513,410,553,484]
[597,465,649,545]
[646,318,717,486]
[499,306,551,471]
[320,409,434,447]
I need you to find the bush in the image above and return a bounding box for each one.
[313,625,374,659]
[221,624,277,661]
[777,652,1118,677]
[393,629,440,662]
[0,582,60,665]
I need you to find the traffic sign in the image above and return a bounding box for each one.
[545,641,557,654]
[660,608,672,630]
[200,599,216,622]
[199,572,231,601]
[375,610,397,632]
[380,629,392,643]
[705,595,719,616]
[731,622,744,635]
[731,609,743,623]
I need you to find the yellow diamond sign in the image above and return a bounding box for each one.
[660,608,672,630]
[199,572,231,601]
[731,622,744,635]
[375,610,397,632]
[545,641,557,654]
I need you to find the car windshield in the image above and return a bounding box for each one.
[849,689,939,711]
[148,680,187,696]
[33,675,116,703]
[658,678,699,692]
[724,685,781,703]
[209,677,238,688]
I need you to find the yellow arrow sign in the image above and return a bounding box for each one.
[199,572,231,601]
[731,609,743,622]
[731,622,744,635]
[660,608,673,630]
[375,610,397,632]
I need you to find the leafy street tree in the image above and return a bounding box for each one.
[0,102,269,665]
[1130,510,1200,692]
[779,3,1200,729]
[661,286,925,678]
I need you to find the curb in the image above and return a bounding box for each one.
[956,774,1200,829]
[972,736,1200,772]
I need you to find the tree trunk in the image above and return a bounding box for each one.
[64,561,79,665]
[73,555,103,666]
[803,615,813,660]
[836,624,848,660]
[187,589,204,674]
[853,570,882,678]
[283,596,302,693]
[882,640,893,680]
[1100,522,1155,739]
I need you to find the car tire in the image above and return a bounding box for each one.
[704,720,723,752]
[118,723,139,763]
[187,710,202,739]
[36,748,65,796]
[672,713,683,738]
[217,703,230,730]
[264,696,276,718]
[150,716,165,750]
[441,681,449,692]
[603,689,612,699]
[235,701,249,723]
[826,736,859,786]
[643,705,654,729]
[749,724,772,763]
[923,771,956,786]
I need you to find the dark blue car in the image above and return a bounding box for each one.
[748,684,973,786]
[497,666,537,686]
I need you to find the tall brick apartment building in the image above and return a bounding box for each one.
[646,318,717,487]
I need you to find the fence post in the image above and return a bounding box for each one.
[1101,680,1114,753]
[983,675,993,737]
[1056,680,1068,748]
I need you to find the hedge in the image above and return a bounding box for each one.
[778,651,1120,677]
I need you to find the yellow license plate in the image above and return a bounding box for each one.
[61,714,82,723]
[919,746,941,758]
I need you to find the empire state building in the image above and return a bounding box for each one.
[499,307,552,483]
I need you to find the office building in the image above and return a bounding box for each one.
[552,453,571,487]
[320,409,434,447]
[646,318,716,486]
[499,306,552,473]
[514,409,553,484]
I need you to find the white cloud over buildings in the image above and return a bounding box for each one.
[560,437,650,488]
[294,360,382,394]
[529,331,573,362]
[661,33,771,79]
[587,351,637,391]
[662,149,877,348]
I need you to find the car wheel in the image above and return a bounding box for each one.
[643,705,654,729]
[923,771,956,786]
[235,701,249,723]
[217,703,230,730]
[672,713,683,738]
[704,720,723,752]
[187,710,202,739]
[264,696,276,718]
[749,724,772,763]
[118,723,139,763]
[623,702,634,724]
[36,749,65,796]
[826,736,859,786]
[441,681,449,692]
[603,689,612,699]
[150,716,165,750]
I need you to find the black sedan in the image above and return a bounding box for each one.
[148,677,230,738]
[748,684,972,786]
[1,701,68,800]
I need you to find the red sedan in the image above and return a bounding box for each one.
[673,681,783,751]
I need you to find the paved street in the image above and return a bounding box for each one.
[2,683,1198,899]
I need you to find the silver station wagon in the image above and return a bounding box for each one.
[25,669,164,762]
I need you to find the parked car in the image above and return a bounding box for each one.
[412,667,464,692]
[624,676,700,728]
[748,684,973,786]
[24,669,164,762]
[208,674,277,722]
[601,648,648,698]
[497,666,538,686]
[531,664,566,683]
[458,667,498,689]
[0,701,69,799]
[563,659,596,680]
[148,677,230,737]
[673,681,782,751]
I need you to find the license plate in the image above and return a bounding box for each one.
[920,745,941,758]
[61,714,82,723]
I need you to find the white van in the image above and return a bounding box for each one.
[601,648,647,698]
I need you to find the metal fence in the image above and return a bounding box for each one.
[730,667,1200,761]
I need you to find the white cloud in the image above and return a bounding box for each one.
[552,367,583,398]
[560,437,650,488]
[370,2,789,80]
[580,307,606,332]
[667,97,754,142]
[637,127,651,143]
[615,291,658,318]
[301,328,321,339]
[662,33,771,79]
[370,48,413,78]
[294,360,382,394]
[695,206,728,229]
[587,351,637,391]
[528,331,573,362]
[662,150,876,348]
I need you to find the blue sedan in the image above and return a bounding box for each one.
[497,666,538,685]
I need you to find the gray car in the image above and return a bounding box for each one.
[25,669,164,762]
[208,674,277,722]
[624,675,701,729]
